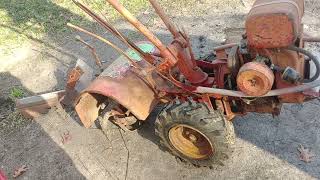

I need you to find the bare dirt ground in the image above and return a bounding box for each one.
[1,0,320,179]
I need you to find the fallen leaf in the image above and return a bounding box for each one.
[297,144,315,163]
[13,165,28,178]
[0,169,7,180]
[142,10,150,15]
[61,131,72,144]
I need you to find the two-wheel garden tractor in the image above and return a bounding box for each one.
[65,0,320,166]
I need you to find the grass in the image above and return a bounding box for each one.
[0,0,149,55]
[0,97,31,136]
[0,0,201,57]
[9,87,24,99]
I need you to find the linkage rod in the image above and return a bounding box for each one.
[75,35,103,68]
[67,23,140,68]
[148,0,179,38]
[105,0,177,65]
[72,0,155,64]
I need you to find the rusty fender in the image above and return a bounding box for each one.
[75,71,158,128]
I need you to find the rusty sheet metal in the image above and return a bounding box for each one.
[170,43,208,84]
[271,48,306,103]
[275,73,306,103]
[66,66,83,89]
[62,59,96,106]
[74,42,158,128]
[271,49,305,75]
[75,70,158,128]
[246,0,304,48]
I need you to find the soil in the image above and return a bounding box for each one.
[1,0,320,179]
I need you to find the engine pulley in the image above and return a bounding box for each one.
[237,62,274,96]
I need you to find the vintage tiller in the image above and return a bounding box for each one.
[66,0,320,166]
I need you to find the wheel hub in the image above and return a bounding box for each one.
[168,124,214,160]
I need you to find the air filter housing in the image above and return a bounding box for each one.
[245,0,304,48]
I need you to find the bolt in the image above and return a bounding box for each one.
[189,134,198,143]
[241,43,247,48]
[242,34,247,39]
[193,67,199,71]
[248,79,257,86]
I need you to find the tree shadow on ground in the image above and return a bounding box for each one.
[0,71,86,179]
[0,0,94,38]
[0,0,101,69]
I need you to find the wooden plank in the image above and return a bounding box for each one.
[16,90,65,119]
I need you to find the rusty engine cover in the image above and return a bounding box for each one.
[246,0,304,48]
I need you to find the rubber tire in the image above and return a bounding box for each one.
[155,100,235,167]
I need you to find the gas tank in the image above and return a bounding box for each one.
[245,0,305,48]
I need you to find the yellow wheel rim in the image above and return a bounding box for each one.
[168,124,214,160]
